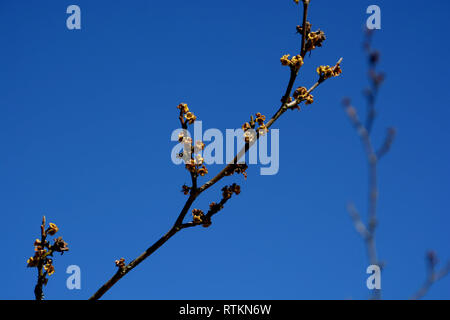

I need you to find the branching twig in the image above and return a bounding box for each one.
[344,31,450,301]
[89,0,342,300]
[411,251,450,300]
[27,216,69,300]
[342,31,391,300]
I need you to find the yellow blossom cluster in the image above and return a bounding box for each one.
[255,113,268,136]
[190,183,241,228]
[177,103,197,124]
[178,132,191,145]
[192,208,211,227]
[194,141,205,153]
[176,103,208,178]
[177,103,189,114]
[185,158,208,176]
[47,223,58,235]
[115,258,126,269]
[293,86,314,105]
[306,30,326,51]
[280,54,304,70]
[192,209,204,223]
[185,112,196,124]
[222,183,241,200]
[198,164,208,176]
[243,130,256,143]
[27,218,69,289]
[242,112,269,143]
[44,260,55,275]
[242,122,251,131]
[316,62,342,80]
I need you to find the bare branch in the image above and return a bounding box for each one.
[376,127,396,160]
[89,1,344,300]
[341,32,386,300]
[411,252,450,300]
[347,202,370,240]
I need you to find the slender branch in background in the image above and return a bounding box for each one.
[347,202,369,240]
[411,251,450,300]
[376,127,396,159]
[344,30,449,300]
[90,0,343,300]
[363,31,384,135]
[342,30,392,300]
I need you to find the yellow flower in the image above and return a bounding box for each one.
[243,130,256,143]
[178,131,186,142]
[292,86,314,106]
[280,54,303,70]
[317,62,342,80]
[333,63,342,76]
[308,31,324,48]
[182,136,193,146]
[47,223,58,235]
[195,154,204,165]
[255,113,266,125]
[258,124,268,136]
[115,258,126,268]
[177,103,189,114]
[185,159,196,173]
[305,94,314,105]
[194,141,205,153]
[222,186,233,200]
[290,55,304,69]
[293,86,307,99]
[242,122,251,132]
[231,183,241,195]
[192,209,205,224]
[185,112,197,124]
[34,239,44,251]
[27,256,39,267]
[44,263,55,276]
[198,165,208,176]
[280,54,291,66]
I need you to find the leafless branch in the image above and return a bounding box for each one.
[89,0,343,300]
[347,202,370,240]
[411,251,450,300]
[376,127,396,160]
[342,31,392,300]
[27,216,69,300]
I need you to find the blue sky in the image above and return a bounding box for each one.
[1,0,449,299]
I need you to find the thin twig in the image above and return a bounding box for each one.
[411,257,450,300]
[300,1,310,58]
[376,127,396,160]
[343,97,382,300]
[347,202,370,240]
[34,216,47,300]
[341,32,389,300]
